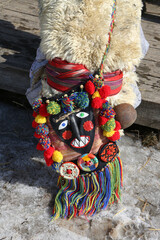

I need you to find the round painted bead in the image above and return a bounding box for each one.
[77,153,99,172]
[59,162,80,179]
[98,142,119,163]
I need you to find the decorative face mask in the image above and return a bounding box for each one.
[50,105,95,154]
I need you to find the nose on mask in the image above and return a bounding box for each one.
[70,114,81,141]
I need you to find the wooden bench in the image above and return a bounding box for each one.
[136,3,160,129]
[0,1,160,129]
[0,0,40,94]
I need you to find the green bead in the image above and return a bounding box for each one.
[47,101,61,115]
[101,118,116,132]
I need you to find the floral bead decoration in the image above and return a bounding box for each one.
[32,99,63,168]
[85,76,121,142]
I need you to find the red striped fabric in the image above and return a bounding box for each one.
[46,58,123,96]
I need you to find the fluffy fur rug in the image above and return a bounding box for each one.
[38,0,143,106]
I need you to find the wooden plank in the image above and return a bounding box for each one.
[3,2,39,16]
[135,3,160,129]
[137,6,160,101]
[136,100,160,130]
[0,66,29,95]
[0,0,40,83]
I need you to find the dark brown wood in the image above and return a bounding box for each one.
[136,100,160,130]
[0,0,40,94]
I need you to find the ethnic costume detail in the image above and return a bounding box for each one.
[32,0,124,220]
[53,157,123,220]
[32,78,123,219]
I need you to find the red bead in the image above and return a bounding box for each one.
[39,104,50,117]
[108,131,120,141]
[45,157,53,167]
[114,121,121,131]
[33,111,38,118]
[99,116,108,126]
[34,132,41,139]
[44,147,55,159]
[91,97,103,109]
[85,80,95,95]
[32,120,39,128]
[99,85,111,99]
[36,143,44,151]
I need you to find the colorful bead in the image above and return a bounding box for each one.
[75,92,89,109]
[93,77,103,90]
[101,118,116,132]
[36,124,49,136]
[32,98,42,112]
[98,142,119,162]
[77,153,99,172]
[61,96,74,113]
[39,136,51,150]
[59,162,80,179]
[100,102,116,119]
[47,101,61,115]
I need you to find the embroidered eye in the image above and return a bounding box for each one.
[76,112,89,118]
[59,120,68,130]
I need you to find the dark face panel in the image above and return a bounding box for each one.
[50,106,95,154]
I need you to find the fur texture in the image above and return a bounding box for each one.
[39,0,143,106]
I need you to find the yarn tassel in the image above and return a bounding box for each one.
[52,156,123,220]
[108,157,122,204]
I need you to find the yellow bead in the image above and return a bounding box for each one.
[35,115,47,124]
[52,150,63,163]
[92,91,100,99]
[103,130,115,137]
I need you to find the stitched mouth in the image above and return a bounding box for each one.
[71,136,90,148]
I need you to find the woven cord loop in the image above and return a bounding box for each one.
[99,0,117,79]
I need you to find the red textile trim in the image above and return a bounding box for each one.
[109,84,122,96]
[47,77,70,92]
[48,58,89,72]
[46,58,123,96]
[104,71,123,81]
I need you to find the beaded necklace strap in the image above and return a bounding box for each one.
[99,0,117,79]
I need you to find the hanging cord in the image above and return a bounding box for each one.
[99,0,117,79]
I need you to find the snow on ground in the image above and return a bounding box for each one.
[0,102,160,240]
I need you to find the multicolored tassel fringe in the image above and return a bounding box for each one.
[52,156,123,220]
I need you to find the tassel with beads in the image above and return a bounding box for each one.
[52,156,123,220]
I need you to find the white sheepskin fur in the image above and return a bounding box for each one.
[38,0,143,106]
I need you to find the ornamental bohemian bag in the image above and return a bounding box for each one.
[31,0,142,219]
